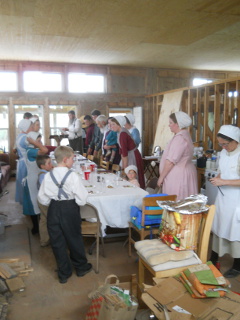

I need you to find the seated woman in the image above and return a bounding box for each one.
[124,165,140,187]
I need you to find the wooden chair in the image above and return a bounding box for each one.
[83,153,87,158]
[81,203,105,273]
[128,195,177,256]
[136,205,216,285]
[99,158,110,170]
[111,164,120,173]
[87,155,94,161]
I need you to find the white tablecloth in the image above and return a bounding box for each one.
[80,172,148,236]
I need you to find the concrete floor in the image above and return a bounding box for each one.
[1,178,240,320]
[1,179,140,320]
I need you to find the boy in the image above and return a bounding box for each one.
[38,146,92,283]
[124,165,140,187]
[36,154,53,247]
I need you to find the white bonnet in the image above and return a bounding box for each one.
[114,115,126,127]
[218,125,240,142]
[125,114,135,125]
[174,111,192,129]
[30,117,39,124]
[18,119,31,132]
[26,131,41,147]
[124,165,138,175]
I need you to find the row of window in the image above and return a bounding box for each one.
[0,72,105,93]
[0,105,74,152]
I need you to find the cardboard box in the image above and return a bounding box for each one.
[142,277,240,319]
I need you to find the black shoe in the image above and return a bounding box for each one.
[31,228,39,235]
[58,272,72,283]
[59,278,68,284]
[224,268,240,278]
[76,263,92,277]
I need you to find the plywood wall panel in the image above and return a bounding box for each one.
[153,90,183,151]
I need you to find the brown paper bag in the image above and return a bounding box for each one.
[86,274,138,320]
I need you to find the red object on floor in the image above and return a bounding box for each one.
[215,261,221,270]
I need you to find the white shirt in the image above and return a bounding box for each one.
[38,167,88,206]
[68,118,82,140]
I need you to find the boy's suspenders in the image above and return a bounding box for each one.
[50,170,72,200]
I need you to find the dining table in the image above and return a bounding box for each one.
[73,158,148,236]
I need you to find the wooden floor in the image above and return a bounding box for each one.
[1,178,240,320]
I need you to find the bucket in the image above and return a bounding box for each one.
[0,215,6,235]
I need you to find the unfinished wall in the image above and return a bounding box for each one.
[1,60,240,162]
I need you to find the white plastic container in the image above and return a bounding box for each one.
[206,158,211,169]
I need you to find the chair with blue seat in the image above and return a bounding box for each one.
[128,194,177,256]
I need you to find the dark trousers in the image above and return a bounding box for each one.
[47,199,88,280]
[69,137,83,153]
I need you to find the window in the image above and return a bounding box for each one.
[23,72,62,92]
[0,72,17,91]
[68,73,104,93]
[228,91,238,97]
[0,106,9,152]
[192,78,212,86]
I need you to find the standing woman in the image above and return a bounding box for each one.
[124,114,141,148]
[210,125,240,278]
[62,110,83,153]
[23,132,48,234]
[15,119,33,204]
[110,116,145,189]
[30,116,41,132]
[157,111,197,200]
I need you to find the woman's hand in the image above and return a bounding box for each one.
[103,145,111,150]
[157,177,163,188]
[210,177,225,187]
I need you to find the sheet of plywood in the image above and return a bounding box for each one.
[153,90,183,151]
[0,225,31,267]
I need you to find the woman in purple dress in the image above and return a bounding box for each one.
[110,116,145,189]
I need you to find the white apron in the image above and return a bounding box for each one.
[117,128,137,167]
[26,149,40,215]
[212,148,240,241]
[15,133,28,203]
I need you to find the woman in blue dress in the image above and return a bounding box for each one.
[124,114,141,148]
[23,131,48,234]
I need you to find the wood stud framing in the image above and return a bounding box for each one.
[145,78,240,152]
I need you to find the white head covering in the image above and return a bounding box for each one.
[174,111,192,129]
[26,131,41,148]
[18,119,31,132]
[124,165,138,175]
[125,114,135,125]
[218,125,240,142]
[114,115,126,127]
[30,117,39,124]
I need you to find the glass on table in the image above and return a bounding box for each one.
[84,170,91,180]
